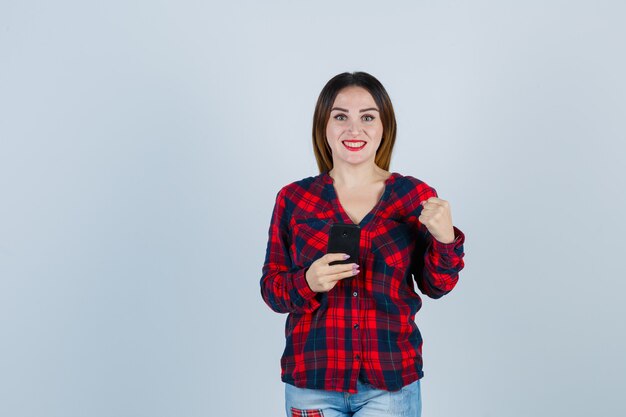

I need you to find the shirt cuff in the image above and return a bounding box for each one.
[293,266,321,307]
[431,226,465,255]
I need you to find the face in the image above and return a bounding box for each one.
[326,86,383,168]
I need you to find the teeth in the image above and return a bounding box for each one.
[343,141,366,148]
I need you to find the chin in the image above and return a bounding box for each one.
[342,155,373,165]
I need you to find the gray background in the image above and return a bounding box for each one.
[1,1,625,416]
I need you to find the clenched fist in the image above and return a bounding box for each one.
[419,197,456,244]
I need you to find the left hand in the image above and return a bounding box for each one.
[419,197,456,244]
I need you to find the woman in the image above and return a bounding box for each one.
[260,71,466,417]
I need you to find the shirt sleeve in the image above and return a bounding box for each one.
[260,187,321,314]
[409,185,466,299]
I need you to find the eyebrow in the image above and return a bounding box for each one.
[331,107,379,113]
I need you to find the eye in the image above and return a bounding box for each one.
[362,114,375,122]
[333,114,347,121]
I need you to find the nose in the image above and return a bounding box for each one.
[348,120,361,135]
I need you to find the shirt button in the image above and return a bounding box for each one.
[353,292,358,297]
[354,323,359,330]
[355,354,361,360]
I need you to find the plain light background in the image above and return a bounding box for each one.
[1,1,625,416]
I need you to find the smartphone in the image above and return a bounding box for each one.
[327,223,361,265]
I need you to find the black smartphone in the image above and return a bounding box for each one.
[327,223,361,265]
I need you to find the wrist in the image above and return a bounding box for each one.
[433,233,455,244]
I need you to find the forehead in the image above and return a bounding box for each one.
[332,86,377,108]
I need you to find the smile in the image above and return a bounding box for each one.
[342,140,366,151]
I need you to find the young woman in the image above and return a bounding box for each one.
[260,71,466,417]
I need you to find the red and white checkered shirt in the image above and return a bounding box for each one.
[260,171,466,393]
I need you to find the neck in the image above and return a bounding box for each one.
[328,163,382,188]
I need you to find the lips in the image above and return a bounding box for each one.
[342,140,366,151]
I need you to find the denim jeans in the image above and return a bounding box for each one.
[284,378,421,417]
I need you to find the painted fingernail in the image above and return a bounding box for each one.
[343,254,350,259]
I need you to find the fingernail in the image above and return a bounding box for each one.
[343,254,350,259]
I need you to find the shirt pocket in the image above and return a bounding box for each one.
[290,217,333,267]
[371,217,413,270]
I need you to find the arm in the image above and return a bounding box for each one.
[410,186,466,299]
[260,187,321,314]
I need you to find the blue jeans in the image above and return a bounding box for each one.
[284,379,421,417]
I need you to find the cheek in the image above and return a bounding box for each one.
[326,124,341,140]
[364,126,383,143]
[368,121,384,134]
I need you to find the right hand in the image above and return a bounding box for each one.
[305,253,359,293]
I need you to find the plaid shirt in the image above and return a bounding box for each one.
[260,171,466,394]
